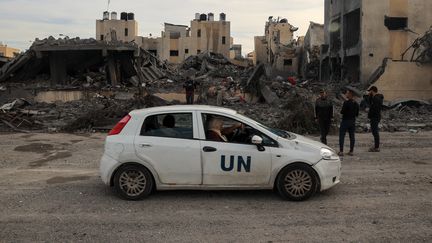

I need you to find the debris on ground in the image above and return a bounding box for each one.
[1,36,431,134]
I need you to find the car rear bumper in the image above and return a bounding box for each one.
[313,158,341,191]
[99,153,119,185]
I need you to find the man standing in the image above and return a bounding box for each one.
[339,89,359,156]
[365,86,384,152]
[315,90,333,145]
[183,78,196,104]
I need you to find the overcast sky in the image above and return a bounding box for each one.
[0,0,324,54]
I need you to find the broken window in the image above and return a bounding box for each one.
[343,9,360,49]
[148,50,157,56]
[222,36,226,45]
[170,32,181,39]
[284,59,293,66]
[100,35,104,40]
[125,28,129,37]
[197,29,201,37]
[170,50,179,56]
[185,49,189,54]
[384,16,408,30]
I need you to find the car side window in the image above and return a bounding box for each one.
[141,113,193,139]
[202,113,277,147]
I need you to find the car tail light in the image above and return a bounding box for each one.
[108,114,131,136]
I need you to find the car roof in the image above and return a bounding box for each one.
[129,105,238,116]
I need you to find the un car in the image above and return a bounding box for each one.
[100,105,341,201]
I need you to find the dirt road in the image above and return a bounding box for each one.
[0,132,431,242]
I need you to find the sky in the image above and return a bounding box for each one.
[0,0,324,55]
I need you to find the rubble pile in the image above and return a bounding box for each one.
[0,94,172,133]
[0,37,431,134]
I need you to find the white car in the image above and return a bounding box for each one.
[100,105,341,201]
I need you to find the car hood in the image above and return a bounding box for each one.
[279,133,333,151]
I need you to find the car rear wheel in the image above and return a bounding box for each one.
[276,164,317,201]
[113,165,153,200]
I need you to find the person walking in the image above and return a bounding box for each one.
[183,78,196,104]
[365,86,384,152]
[338,89,359,156]
[315,89,333,145]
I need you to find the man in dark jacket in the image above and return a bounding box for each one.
[365,86,384,152]
[183,78,197,104]
[315,90,333,145]
[339,89,359,156]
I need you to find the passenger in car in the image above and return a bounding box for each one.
[161,115,178,137]
[206,117,242,142]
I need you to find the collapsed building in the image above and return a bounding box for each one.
[321,0,432,101]
[254,17,301,77]
[96,11,242,64]
[302,22,324,80]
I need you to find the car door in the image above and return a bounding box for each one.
[198,112,273,185]
[134,111,202,185]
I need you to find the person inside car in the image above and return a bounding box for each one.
[206,117,243,142]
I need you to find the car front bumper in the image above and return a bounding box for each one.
[313,158,341,191]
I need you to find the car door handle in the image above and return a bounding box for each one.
[203,146,217,152]
[139,143,152,148]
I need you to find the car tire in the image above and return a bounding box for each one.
[113,164,153,200]
[276,164,317,201]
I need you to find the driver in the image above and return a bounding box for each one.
[206,117,243,142]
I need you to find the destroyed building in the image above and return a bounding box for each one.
[321,0,432,101]
[302,22,324,80]
[254,17,301,77]
[96,12,241,64]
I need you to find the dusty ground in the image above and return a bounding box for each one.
[0,131,431,242]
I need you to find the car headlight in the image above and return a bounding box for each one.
[320,148,339,160]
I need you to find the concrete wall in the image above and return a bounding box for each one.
[254,36,267,65]
[96,19,138,42]
[374,61,432,101]
[361,0,432,84]
[189,20,230,58]
[0,44,20,58]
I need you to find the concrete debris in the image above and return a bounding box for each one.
[0,36,431,134]
[401,26,432,64]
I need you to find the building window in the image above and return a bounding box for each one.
[284,59,293,66]
[170,50,179,56]
[197,29,201,37]
[384,16,408,30]
[149,50,157,56]
[197,50,201,54]
[125,28,129,37]
[222,36,226,45]
[185,49,189,54]
[100,35,104,40]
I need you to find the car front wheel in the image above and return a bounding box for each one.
[276,164,317,201]
[113,165,153,200]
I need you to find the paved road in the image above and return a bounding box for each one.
[0,132,431,242]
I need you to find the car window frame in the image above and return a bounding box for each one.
[199,112,279,147]
[139,112,196,140]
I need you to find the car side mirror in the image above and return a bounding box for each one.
[251,135,265,152]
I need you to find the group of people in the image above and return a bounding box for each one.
[315,86,383,156]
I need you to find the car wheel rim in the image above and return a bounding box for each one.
[119,170,146,196]
[284,170,312,197]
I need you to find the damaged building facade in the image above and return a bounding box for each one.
[96,12,240,64]
[254,17,301,76]
[302,22,324,80]
[321,0,432,101]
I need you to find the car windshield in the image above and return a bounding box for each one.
[257,124,292,139]
[233,112,293,139]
